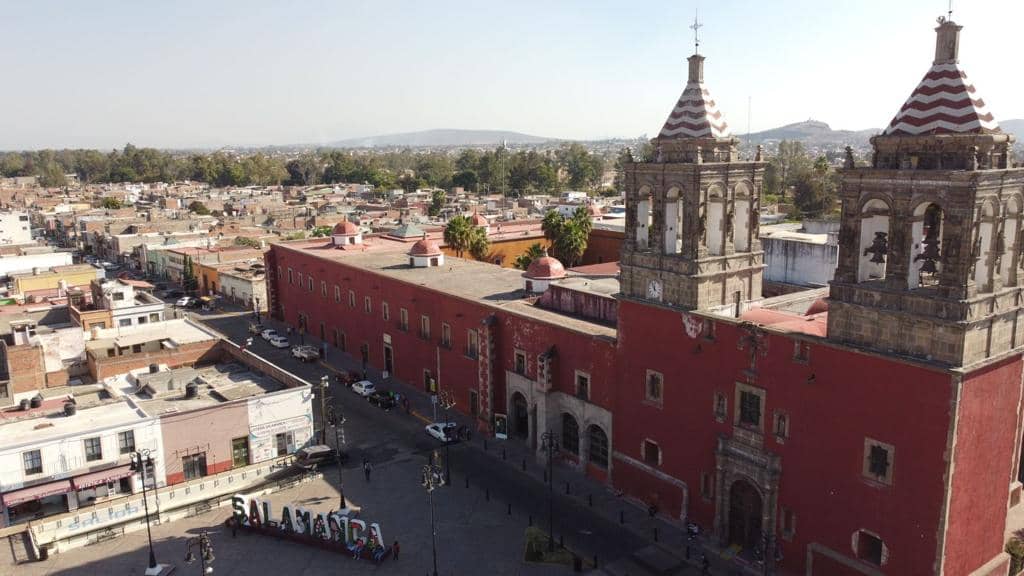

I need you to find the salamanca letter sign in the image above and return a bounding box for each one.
[231,493,384,548]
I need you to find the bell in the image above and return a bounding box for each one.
[869,251,886,264]
[920,259,938,274]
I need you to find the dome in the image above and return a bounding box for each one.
[805,298,829,316]
[471,212,489,227]
[332,221,360,235]
[409,237,442,257]
[525,255,566,280]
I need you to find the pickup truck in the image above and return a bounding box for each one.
[291,345,320,362]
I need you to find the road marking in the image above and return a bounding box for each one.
[411,411,431,425]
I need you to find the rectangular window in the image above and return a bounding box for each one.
[307,277,314,292]
[112,292,125,301]
[645,370,663,404]
[781,508,796,540]
[321,281,327,297]
[714,392,727,422]
[364,296,372,314]
[131,343,142,353]
[118,430,135,454]
[642,439,660,466]
[739,391,761,427]
[137,315,148,325]
[23,450,42,475]
[793,340,810,362]
[382,302,390,321]
[182,453,208,480]
[339,331,347,352]
[348,290,356,308]
[700,471,713,500]
[702,318,716,341]
[289,268,294,284]
[334,285,341,303]
[119,318,132,327]
[278,266,283,280]
[231,437,250,468]
[419,315,430,340]
[466,329,479,358]
[514,351,527,375]
[864,438,895,485]
[441,323,451,348]
[149,313,160,322]
[0,382,8,401]
[399,308,409,331]
[575,371,590,401]
[856,531,885,566]
[297,272,302,286]
[275,431,294,456]
[84,437,103,461]
[774,411,789,440]
[469,389,479,416]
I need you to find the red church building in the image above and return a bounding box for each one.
[266,18,1023,576]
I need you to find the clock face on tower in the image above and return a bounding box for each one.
[647,279,663,301]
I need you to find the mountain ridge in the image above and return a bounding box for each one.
[328,128,553,148]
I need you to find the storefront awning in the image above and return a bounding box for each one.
[2,480,72,507]
[72,465,133,490]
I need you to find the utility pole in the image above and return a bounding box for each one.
[318,375,329,444]
[422,462,444,576]
[328,406,346,507]
[541,431,559,551]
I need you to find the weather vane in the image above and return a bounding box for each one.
[690,10,703,54]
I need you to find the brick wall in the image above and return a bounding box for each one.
[2,342,46,395]
[87,339,220,381]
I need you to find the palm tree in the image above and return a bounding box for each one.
[514,243,547,270]
[467,227,491,260]
[541,210,564,242]
[540,207,593,267]
[444,215,474,257]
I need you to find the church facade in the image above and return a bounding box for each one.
[266,17,1022,576]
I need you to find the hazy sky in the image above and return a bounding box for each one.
[2,0,1022,150]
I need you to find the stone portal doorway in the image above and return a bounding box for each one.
[728,479,762,550]
[511,392,529,440]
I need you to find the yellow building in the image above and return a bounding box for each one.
[11,264,98,298]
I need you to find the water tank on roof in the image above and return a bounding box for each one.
[149,363,159,374]
[29,395,43,409]
[19,398,29,411]
[185,381,198,399]
[63,402,76,417]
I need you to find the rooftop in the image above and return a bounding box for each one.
[128,363,287,415]
[85,318,215,351]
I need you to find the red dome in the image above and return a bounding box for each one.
[332,221,360,235]
[471,212,489,226]
[805,298,829,315]
[409,237,442,256]
[525,256,566,280]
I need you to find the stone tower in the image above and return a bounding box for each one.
[828,17,1024,367]
[619,49,765,312]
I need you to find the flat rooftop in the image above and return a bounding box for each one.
[282,241,617,338]
[86,319,215,351]
[131,363,287,415]
[0,395,145,450]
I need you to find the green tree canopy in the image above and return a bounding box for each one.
[514,243,548,270]
[188,201,211,215]
[100,197,123,209]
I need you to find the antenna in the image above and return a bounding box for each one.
[746,95,752,143]
[947,0,953,20]
[689,9,703,54]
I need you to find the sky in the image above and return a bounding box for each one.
[2,0,1022,150]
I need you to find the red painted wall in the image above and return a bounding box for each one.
[943,355,1023,575]
[159,401,249,485]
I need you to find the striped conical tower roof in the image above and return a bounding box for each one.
[658,54,731,139]
[884,18,1000,136]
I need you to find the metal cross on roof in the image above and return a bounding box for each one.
[690,11,703,54]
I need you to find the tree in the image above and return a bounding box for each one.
[792,156,838,217]
[514,243,547,270]
[765,140,812,199]
[467,226,490,260]
[540,207,592,267]
[443,215,474,258]
[189,201,211,215]
[310,226,333,237]
[234,236,261,248]
[452,169,479,192]
[557,143,603,191]
[429,190,446,217]
[182,255,199,294]
[101,197,123,209]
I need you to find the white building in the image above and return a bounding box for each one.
[0,251,74,279]
[0,211,33,245]
[760,221,839,291]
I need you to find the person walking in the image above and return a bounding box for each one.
[363,459,372,482]
[392,540,400,560]
[701,553,710,575]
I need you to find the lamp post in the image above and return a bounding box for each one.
[327,405,346,508]
[318,375,330,445]
[253,296,261,321]
[541,431,559,551]
[437,389,456,485]
[184,531,215,575]
[130,449,163,575]
[422,462,444,576]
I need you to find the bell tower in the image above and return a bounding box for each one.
[828,17,1024,366]
[619,37,766,312]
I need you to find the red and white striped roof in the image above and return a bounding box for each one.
[658,81,731,139]
[884,63,999,136]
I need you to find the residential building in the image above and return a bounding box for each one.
[0,211,33,245]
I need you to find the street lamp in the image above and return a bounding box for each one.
[184,531,215,575]
[541,431,559,552]
[253,296,261,321]
[130,449,163,575]
[422,462,444,576]
[317,375,331,445]
[327,405,346,509]
[437,389,456,485]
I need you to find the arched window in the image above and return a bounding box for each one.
[734,183,752,252]
[974,201,997,292]
[636,186,652,249]
[910,203,944,289]
[1002,196,1021,287]
[664,187,682,254]
[562,414,580,455]
[858,199,891,282]
[588,425,609,469]
[706,186,725,256]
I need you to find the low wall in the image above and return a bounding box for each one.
[29,456,316,556]
[217,339,312,389]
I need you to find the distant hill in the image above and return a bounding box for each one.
[745,120,879,146]
[1000,119,1024,140]
[328,129,553,148]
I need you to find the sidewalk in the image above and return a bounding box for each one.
[217,311,769,576]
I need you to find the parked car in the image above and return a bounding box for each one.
[294,445,339,469]
[350,380,376,396]
[260,328,279,341]
[248,323,265,335]
[291,345,319,362]
[425,422,458,443]
[269,335,290,348]
[175,296,193,307]
[367,391,396,410]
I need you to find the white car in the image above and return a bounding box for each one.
[291,345,319,362]
[175,296,192,307]
[269,335,290,348]
[425,422,458,443]
[350,380,376,396]
[260,328,279,341]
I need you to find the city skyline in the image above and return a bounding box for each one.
[2,0,1023,150]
